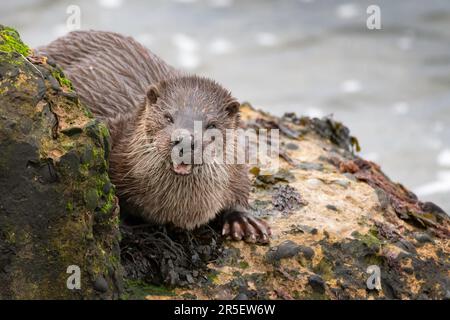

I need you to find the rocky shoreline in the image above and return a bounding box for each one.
[1,26,448,300]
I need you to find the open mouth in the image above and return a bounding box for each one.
[172,162,193,175]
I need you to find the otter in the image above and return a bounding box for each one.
[38,31,271,243]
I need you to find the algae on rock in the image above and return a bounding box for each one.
[0,25,123,299]
[139,104,450,300]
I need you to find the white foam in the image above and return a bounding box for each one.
[209,38,233,55]
[336,3,359,19]
[415,170,450,196]
[397,36,413,51]
[172,33,200,70]
[97,0,123,9]
[340,79,362,93]
[425,138,443,150]
[433,121,444,133]
[172,33,199,52]
[256,32,278,47]
[173,0,198,3]
[393,101,410,115]
[177,52,200,70]
[208,0,233,7]
[437,149,450,167]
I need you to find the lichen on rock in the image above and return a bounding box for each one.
[140,103,449,300]
[0,25,122,299]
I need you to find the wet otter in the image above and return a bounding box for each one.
[38,31,271,243]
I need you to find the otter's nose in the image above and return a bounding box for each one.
[172,133,195,151]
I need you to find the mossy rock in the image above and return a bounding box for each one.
[0,25,123,299]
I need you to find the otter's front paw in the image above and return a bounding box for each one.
[221,211,271,244]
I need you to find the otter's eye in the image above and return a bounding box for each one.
[206,123,216,130]
[164,114,173,124]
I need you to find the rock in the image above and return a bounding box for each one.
[297,162,323,171]
[0,26,122,299]
[298,246,315,260]
[308,275,326,294]
[343,172,357,181]
[234,293,249,300]
[374,187,390,211]
[306,178,323,188]
[395,239,417,254]
[333,179,350,188]
[94,276,109,293]
[326,204,338,211]
[147,103,450,301]
[266,240,301,262]
[285,142,299,150]
[414,232,434,244]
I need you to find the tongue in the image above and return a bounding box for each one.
[173,163,192,175]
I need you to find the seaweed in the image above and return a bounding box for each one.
[120,213,223,288]
[336,157,450,238]
[272,184,307,214]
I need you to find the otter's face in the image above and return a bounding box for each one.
[143,76,240,175]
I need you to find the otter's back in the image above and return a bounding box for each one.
[37,31,177,120]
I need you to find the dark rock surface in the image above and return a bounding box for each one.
[0,26,122,299]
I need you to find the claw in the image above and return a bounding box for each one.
[261,233,269,244]
[245,233,257,243]
[221,210,271,244]
[222,222,230,236]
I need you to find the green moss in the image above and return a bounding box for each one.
[239,261,249,269]
[122,280,174,300]
[207,270,220,284]
[79,163,90,176]
[84,188,99,210]
[305,291,330,300]
[4,230,16,244]
[98,122,110,139]
[0,26,30,56]
[313,258,334,281]
[51,68,73,90]
[364,254,384,266]
[61,140,75,151]
[84,108,93,118]
[100,190,115,214]
[353,229,382,251]
[297,255,312,268]
[181,293,198,299]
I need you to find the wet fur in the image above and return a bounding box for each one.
[38,31,250,229]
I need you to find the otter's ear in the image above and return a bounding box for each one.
[224,100,240,117]
[146,85,160,105]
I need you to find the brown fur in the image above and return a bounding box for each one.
[38,31,250,230]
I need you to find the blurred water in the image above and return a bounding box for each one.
[1,0,449,212]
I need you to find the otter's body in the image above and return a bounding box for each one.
[38,31,270,241]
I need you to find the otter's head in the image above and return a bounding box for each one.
[142,75,240,175]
